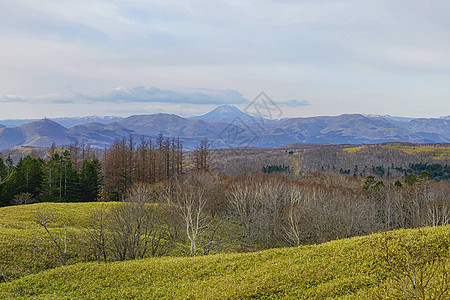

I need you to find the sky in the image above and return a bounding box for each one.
[0,0,449,119]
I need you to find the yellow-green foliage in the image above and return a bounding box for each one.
[386,145,450,159]
[1,225,448,299]
[0,202,112,230]
[342,145,450,159]
[342,146,366,153]
[0,203,117,280]
[369,228,449,299]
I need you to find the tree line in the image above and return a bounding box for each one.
[0,151,100,206]
[0,135,210,207]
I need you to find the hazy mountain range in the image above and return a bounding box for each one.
[0,105,449,150]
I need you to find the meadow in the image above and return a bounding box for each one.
[0,217,448,299]
[342,145,450,160]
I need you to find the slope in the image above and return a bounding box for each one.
[1,224,448,299]
[19,119,77,147]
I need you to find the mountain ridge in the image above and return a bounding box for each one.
[0,106,449,150]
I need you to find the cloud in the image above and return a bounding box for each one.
[89,86,247,105]
[276,99,311,107]
[0,95,27,103]
[0,87,248,106]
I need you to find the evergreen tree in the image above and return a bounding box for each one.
[41,152,64,202]
[62,151,81,202]
[80,158,101,202]
[0,157,15,206]
[15,155,44,198]
[41,151,81,202]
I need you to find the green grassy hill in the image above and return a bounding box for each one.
[0,202,116,280]
[1,223,448,298]
[0,203,448,299]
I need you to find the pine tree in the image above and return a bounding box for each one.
[15,155,44,197]
[80,158,101,202]
[41,153,63,202]
[41,151,81,202]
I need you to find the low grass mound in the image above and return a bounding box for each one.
[0,202,116,281]
[386,145,450,160]
[342,145,450,160]
[1,226,448,299]
[342,146,366,153]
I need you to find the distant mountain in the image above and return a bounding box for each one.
[51,116,123,128]
[268,114,449,145]
[68,122,134,148]
[0,119,39,127]
[0,116,122,128]
[119,114,191,136]
[0,107,449,150]
[20,119,77,147]
[364,114,415,122]
[117,114,235,148]
[0,127,26,149]
[189,105,267,124]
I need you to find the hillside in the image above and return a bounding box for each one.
[0,203,115,281]
[20,119,77,147]
[0,224,448,299]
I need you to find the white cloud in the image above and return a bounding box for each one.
[277,99,310,107]
[0,87,248,105]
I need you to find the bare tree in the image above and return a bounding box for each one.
[164,179,206,256]
[194,138,209,171]
[227,173,287,251]
[372,229,449,299]
[83,205,111,263]
[163,173,226,256]
[106,183,178,261]
[282,187,306,246]
[33,211,78,267]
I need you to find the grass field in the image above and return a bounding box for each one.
[342,145,450,159]
[342,146,366,153]
[0,202,117,281]
[1,203,448,299]
[385,145,450,159]
[0,202,448,299]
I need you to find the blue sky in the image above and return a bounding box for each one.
[0,0,449,119]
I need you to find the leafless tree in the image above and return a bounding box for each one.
[164,178,206,256]
[163,173,227,256]
[282,186,307,246]
[105,183,178,261]
[83,205,111,263]
[372,229,449,299]
[33,211,78,267]
[227,173,287,251]
[194,138,209,171]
